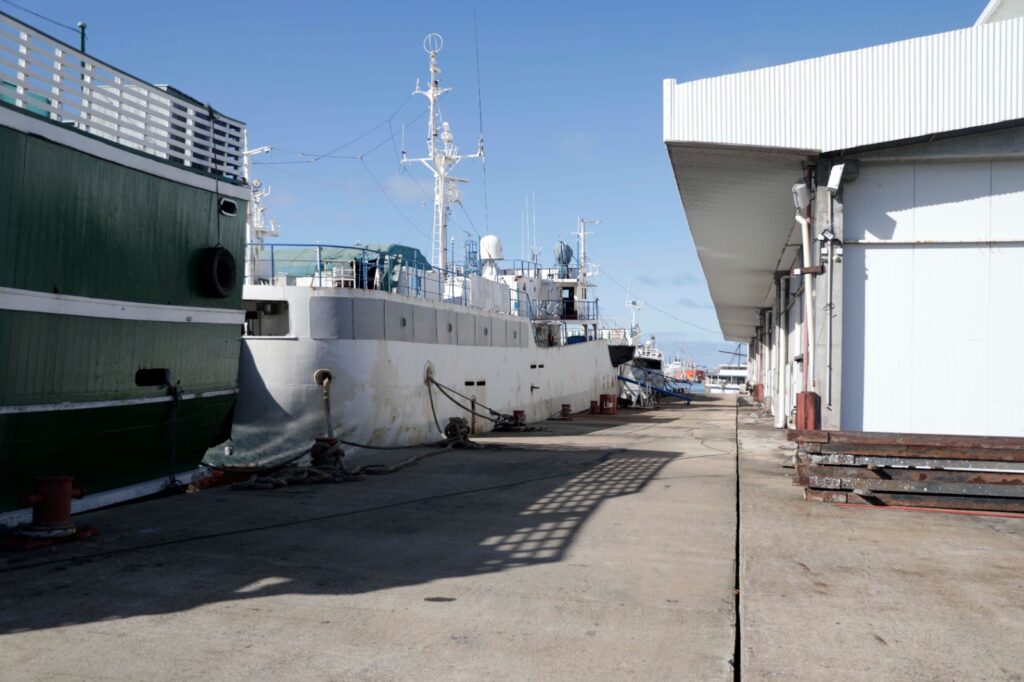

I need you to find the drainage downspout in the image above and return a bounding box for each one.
[826,240,835,409]
[795,213,815,393]
[774,275,788,429]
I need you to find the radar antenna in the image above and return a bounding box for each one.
[243,139,280,283]
[402,34,483,272]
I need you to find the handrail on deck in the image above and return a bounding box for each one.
[0,10,244,179]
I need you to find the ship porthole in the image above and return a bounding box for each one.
[197,246,237,298]
[218,198,238,217]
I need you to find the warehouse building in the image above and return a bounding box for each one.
[664,0,1024,436]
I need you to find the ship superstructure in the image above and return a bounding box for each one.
[219,35,617,464]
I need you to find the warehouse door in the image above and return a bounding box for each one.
[841,159,1024,436]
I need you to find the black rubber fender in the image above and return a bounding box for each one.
[196,246,237,298]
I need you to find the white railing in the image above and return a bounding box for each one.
[0,11,244,179]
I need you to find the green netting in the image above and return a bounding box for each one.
[269,243,429,275]
[265,243,430,291]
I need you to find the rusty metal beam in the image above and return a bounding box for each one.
[799,463,1024,487]
[807,453,1024,471]
[812,442,1024,462]
[804,488,1024,513]
[806,474,1024,498]
[790,429,1024,451]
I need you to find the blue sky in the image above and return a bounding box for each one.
[10,1,982,360]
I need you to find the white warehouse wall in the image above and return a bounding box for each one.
[841,159,1024,436]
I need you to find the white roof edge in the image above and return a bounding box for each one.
[976,0,1024,25]
[664,17,1024,151]
[977,0,1001,24]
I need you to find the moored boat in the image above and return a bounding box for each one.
[0,12,249,520]
[216,35,617,464]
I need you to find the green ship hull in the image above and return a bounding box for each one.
[0,110,248,516]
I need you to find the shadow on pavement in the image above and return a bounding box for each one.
[0,445,680,634]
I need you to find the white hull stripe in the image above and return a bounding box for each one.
[0,287,244,325]
[0,388,238,415]
[0,107,251,200]
[0,468,211,528]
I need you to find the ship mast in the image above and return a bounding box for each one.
[402,33,483,272]
[242,138,279,282]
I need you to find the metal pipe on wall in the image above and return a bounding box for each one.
[795,214,815,391]
[774,276,788,429]
[823,215,831,405]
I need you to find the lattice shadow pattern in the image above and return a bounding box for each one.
[476,455,673,570]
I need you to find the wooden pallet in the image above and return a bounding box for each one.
[790,429,1024,513]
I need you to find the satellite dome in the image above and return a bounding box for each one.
[479,235,504,260]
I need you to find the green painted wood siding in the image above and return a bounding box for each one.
[0,394,235,511]
[0,310,240,405]
[0,124,246,308]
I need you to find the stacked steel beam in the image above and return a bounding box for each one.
[791,430,1024,513]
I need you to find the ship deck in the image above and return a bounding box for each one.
[2,398,1023,680]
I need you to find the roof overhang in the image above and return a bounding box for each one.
[977,0,1024,25]
[667,143,814,341]
[664,16,1024,342]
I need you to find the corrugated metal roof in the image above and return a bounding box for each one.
[664,17,1024,152]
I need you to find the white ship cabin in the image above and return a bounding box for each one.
[242,235,600,348]
[665,0,1024,436]
[705,364,749,393]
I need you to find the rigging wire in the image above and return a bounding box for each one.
[252,110,427,166]
[600,268,721,336]
[360,158,431,239]
[257,164,380,191]
[312,94,414,161]
[473,7,492,234]
[457,201,481,238]
[0,0,78,33]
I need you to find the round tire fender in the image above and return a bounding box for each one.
[197,246,237,298]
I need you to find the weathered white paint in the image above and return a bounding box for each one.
[0,286,244,325]
[841,160,1024,436]
[0,468,210,528]
[664,18,1024,153]
[230,286,618,462]
[0,389,237,415]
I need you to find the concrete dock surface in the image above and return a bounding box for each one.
[1,397,1022,681]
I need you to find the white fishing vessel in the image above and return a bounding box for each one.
[219,35,617,462]
[597,297,681,408]
[704,364,748,394]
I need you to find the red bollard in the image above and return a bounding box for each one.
[600,393,616,415]
[513,409,526,426]
[589,400,599,414]
[21,476,83,533]
[795,391,821,430]
[4,476,97,549]
[559,403,573,421]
